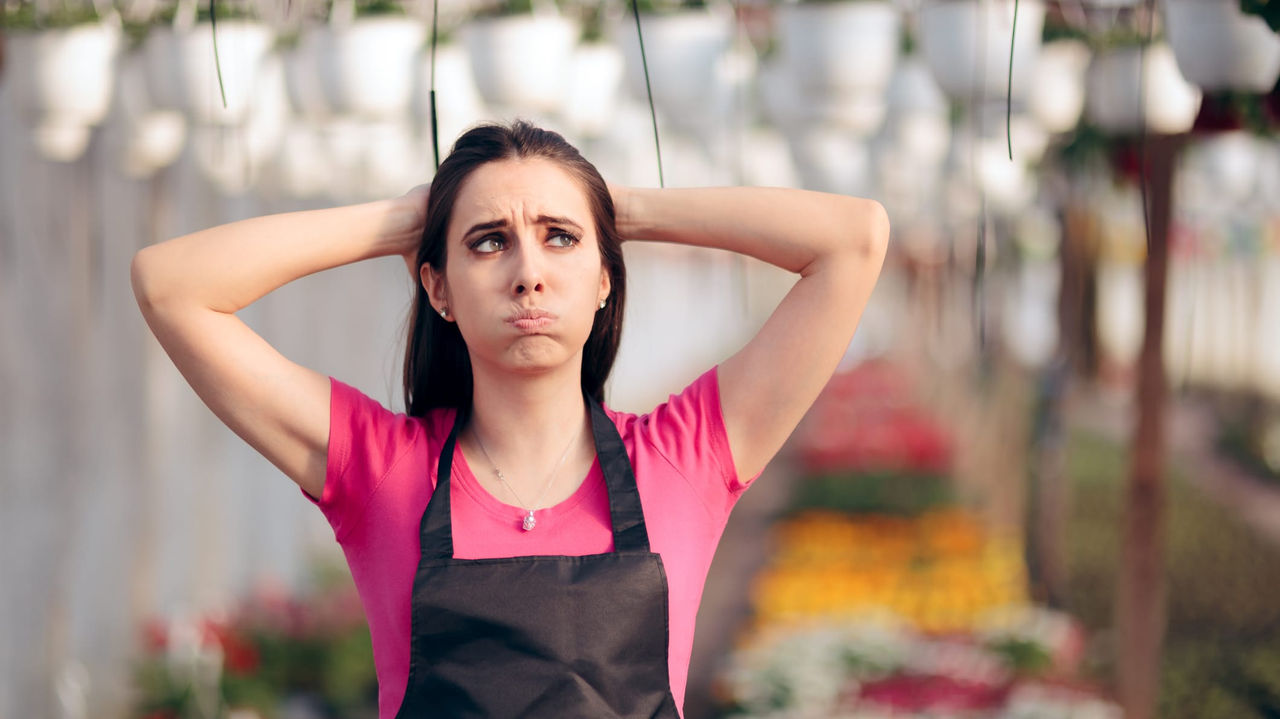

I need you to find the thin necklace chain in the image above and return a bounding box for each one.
[472,423,578,518]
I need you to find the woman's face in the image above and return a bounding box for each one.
[423,157,611,376]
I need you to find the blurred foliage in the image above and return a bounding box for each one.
[0,0,99,27]
[628,0,705,14]
[789,472,956,516]
[354,0,407,15]
[133,561,378,719]
[1240,0,1280,32]
[1063,431,1280,718]
[1216,396,1280,488]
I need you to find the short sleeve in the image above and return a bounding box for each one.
[300,377,425,540]
[632,365,757,503]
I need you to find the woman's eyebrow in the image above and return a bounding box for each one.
[462,216,584,239]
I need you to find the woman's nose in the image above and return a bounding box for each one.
[511,242,545,296]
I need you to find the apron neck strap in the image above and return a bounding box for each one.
[420,398,652,560]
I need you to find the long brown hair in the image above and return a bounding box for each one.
[402,121,627,416]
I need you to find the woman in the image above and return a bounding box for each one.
[131,121,889,718]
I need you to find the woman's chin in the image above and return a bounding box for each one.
[501,337,580,375]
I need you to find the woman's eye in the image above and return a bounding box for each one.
[472,236,504,253]
[548,231,579,248]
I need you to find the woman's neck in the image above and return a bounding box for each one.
[464,359,594,488]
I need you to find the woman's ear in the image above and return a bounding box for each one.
[598,269,611,307]
[422,264,451,319]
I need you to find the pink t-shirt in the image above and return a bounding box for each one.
[303,366,754,719]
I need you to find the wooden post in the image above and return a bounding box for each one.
[1116,133,1181,719]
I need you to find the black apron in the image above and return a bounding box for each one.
[394,398,682,718]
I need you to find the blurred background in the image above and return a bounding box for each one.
[1,0,1279,716]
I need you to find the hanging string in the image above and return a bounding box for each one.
[429,0,441,169]
[629,0,665,188]
[1006,0,1018,160]
[210,0,227,108]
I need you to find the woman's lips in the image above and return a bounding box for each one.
[507,309,556,332]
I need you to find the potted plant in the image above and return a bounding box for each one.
[916,0,1047,104]
[463,0,578,113]
[143,0,275,125]
[775,0,900,98]
[313,0,426,119]
[2,0,121,161]
[1027,36,1091,134]
[1084,29,1201,135]
[1163,0,1280,93]
[612,0,730,124]
[561,0,624,138]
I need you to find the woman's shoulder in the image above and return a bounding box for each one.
[329,376,458,451]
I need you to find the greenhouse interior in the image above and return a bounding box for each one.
[2,0,1280,716]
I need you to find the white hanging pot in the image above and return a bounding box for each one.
[917,0,1046,103]
[319,16,425,119]
[775,0,900,96]
[5,22,121,161]
[5,22,120,124]
[463,12,577,113]
[158,20,274,125]
[1096,260,1146,368]
[1029,39,1090,134]
[1163,0,1280,92]
[1085,43,1202,134]
[563,42,625,139]
[615,9,731,123]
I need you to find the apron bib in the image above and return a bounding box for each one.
[395,399,682,719]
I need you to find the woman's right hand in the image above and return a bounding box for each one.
[397,184,431,277]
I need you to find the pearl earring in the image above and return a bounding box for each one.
[599,299,607,309]
[439,307,448,319]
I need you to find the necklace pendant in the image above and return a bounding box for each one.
[522,511,537,532]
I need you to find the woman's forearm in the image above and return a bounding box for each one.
[131,196,422,314]
[613,186,889,276]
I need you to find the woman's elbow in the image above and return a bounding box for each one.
[855,199,890,256]
[835,198,889,264]
[130,245,171,313]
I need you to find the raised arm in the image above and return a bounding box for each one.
[613,186,889,482]
[130,189,426,498]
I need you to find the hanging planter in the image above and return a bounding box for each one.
[1163,0,1280,93]
[917,0,1046,103]
[4,16,121,161]
[143,2,274,126]
[1085,42,1202,134]
[775,0,900,97]
[317,4,425,120]
[464,3,578,113]
[1028,39,1091,134]
[615,3,731,124]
